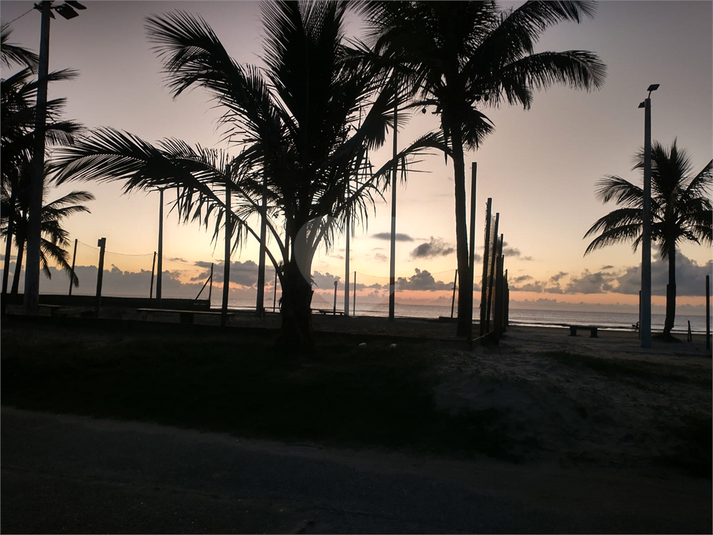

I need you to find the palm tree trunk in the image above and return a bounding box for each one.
[11,238,24,296]
[279,257,314,350]
[450,128,473,339]
[664,249,676,340]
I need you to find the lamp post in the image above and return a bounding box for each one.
[638,83,659,348]
[24,0,86,313]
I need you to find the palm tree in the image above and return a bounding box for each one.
[1,24,82,300]
[1,154,94,294]
[51,2,444,347]
[584,140,712,340]
[358,1,607,338]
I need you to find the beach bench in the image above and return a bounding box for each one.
[38,304,62,317]
[137,308,234,325]
[315,309,345,316]
[568,325,598,338]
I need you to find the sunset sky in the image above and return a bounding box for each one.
[2,0,711,314]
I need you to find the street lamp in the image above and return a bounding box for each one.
[638,83,659,348]
[24,0,86,313]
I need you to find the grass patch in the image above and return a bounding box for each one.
[2,325,516,461]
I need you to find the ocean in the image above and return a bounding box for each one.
[227,298,709,335]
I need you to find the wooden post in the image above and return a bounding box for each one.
[156,189,164,305]
[706,275,710,351]
[344,208,350,316]
[272,268,277,313]
[256,169,267,317]
[68,238,78,296]
[95,237,106,314]
[149,251,156,299]
[480,198,492,336]
[450,269,458,319]
[485,214,500,333]
[222,169,231,328]
[353,270,357,316]
[388,94,398,321]
[208,263,213,305]
[468,162,477,326]
[333,280,338,315]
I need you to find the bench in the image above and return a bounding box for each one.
[39,304,62,317]
[137,308,234,324]
[568,325,598,338]
[315,309,345,316]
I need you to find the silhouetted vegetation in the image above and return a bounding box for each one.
[585,141,712,340]
[359,1,606,337]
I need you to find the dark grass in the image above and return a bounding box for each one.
[1,325,518,461]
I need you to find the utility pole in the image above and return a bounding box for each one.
[388,95,398,321]
[638,84,658,348]
[24,0,86,313]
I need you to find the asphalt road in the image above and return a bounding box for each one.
[2,407,710,533]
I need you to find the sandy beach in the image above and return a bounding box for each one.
[5,307,711,477]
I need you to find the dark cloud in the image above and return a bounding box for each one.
[311,270,341,289]
[372,232,413,241]
[410,237,454,259]
[191,259,275,287]
[396,268,452,291]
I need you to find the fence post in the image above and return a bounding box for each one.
[95,237,106,314]
[68,238,78,296]
[706,275,710,351]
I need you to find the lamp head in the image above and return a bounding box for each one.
[638,101,646,109]
[647,84,660,92]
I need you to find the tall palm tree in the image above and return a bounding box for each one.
[51,2,444,347]
[1,155,94,294]
[358,0,607,338]
[584,140,712,340]
[1,24,82,300]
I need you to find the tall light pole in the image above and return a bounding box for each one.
[638,83,659,348]
[24,0,86,313]
[388,95,398,321]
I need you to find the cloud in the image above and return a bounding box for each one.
[565,270,618,294]
[509,253,712,297]
[396,268,453,291]
[191,259,275,287]
[311,270,341,289]
[410,237,455,259]
[372,232,413,241]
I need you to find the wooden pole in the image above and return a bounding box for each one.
[68,238,78,296]
[333,280,338,315]
[149,251,156,299]
[353,270,356,316]
[479,198,492,336]
[222,169,231,327]
[388,92,398,321]
[156,189,164,305]
[450,269,458,319]
[95,237,106,314]
[485,213,499,333]
[706,275,710,351]
[468,162,477,325]
[256,169,267,317]
[208,263,213,305]
[344,206,350,316]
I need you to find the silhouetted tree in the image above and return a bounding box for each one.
[52,2,444,348]
[358,0,606,338]
[585,140,712,340]
[1,155,94,293]
[1,24,83,298]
